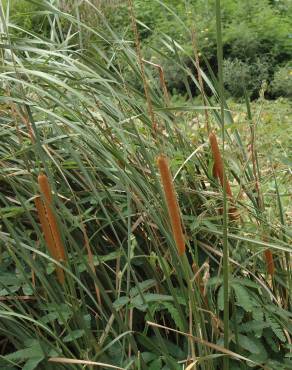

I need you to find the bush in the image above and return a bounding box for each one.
[223,58,269,98]
[270,65,292,98]
[2,0,49,36]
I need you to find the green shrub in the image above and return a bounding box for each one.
[270,64,292,97]
[2,0,49,35]
[223,58,269,98]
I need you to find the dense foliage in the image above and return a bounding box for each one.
[103,0,292,98]
[4,0,292,98]
[0,1,291,370]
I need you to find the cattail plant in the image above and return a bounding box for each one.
[209,131,232,197]
[157,154,185,256]
[35,174,66,284]
[264,249,275,276]
[209,131,238,220]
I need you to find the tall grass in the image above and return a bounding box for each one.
[0,1,291,369]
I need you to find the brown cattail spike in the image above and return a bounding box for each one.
[37,174,66,284]
[157,155,185,256]
[209,131,233,198]
[38,174,66,261]
[35,196,57,259]
[35,196,65,284]
[209,131,240,220]
[264,249,275,276]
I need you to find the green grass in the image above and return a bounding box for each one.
[0,1,291,369]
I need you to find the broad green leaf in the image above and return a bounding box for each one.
[63,329,85,343]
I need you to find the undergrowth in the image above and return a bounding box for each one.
[0,1,291,369]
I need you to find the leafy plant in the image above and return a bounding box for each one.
[0,1,291,370]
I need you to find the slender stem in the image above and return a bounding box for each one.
[215,1,229,369]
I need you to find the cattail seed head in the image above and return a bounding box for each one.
[208,131,233,198]
[38,174,66,261]
[209,131,239,220]
[157,154,185,256]
[36,173,66,284]
[264,249,275,276]
[35,196,65,284]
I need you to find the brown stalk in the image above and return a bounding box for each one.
[209,131,232,197]
[157,155,185,256]
[142,59,170,106]
[35,196,58,259]
[35,196,65,284]
[38,174,66,262]
[191,27,210,134]
[209,131,239,220]
[128,0,157,132]
[192,262,209,308]
[264,250,275,276]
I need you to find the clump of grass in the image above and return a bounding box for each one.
[0,1,291,369]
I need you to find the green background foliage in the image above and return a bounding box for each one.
[0,1,291,369]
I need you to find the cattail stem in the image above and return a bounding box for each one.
[157,155,185,256]
[264,249,275,276]
[209,131,232,198]
[36,174,66,284]
[142,59,170,106]
[191,26,210,134]
[38,174,66,261]
[35,196,65,284]
[128,0,157,132]
[209,131,239,220]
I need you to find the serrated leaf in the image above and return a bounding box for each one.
[265,328,280,353]
[232,284,253,312]
[265,314,286,342]
[252,308,264,322]
[237,334,261,354]
[162,301,185,331]
[148,301,185,332]
[239,320,269,338]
